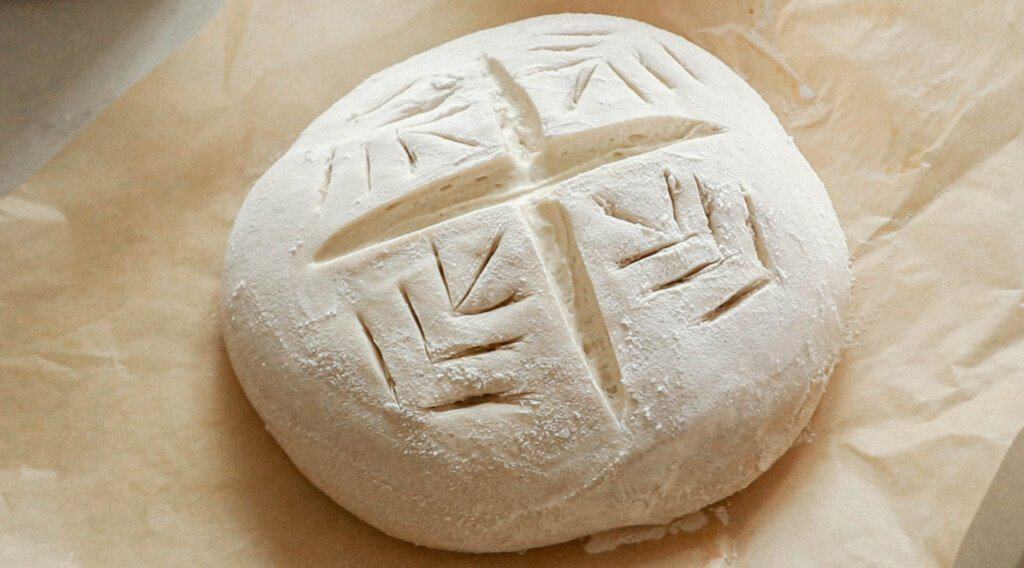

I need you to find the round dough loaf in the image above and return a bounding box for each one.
[222,13,850,552]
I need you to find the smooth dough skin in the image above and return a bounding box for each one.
[221,14,851,552]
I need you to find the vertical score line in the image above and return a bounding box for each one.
[523,199,634,431]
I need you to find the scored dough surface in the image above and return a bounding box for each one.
[221,13,851,552]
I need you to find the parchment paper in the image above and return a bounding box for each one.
[2,1,1022,566]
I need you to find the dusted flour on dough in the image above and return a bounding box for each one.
[221,13,850,553]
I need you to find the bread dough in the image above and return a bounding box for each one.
[221,13,850,552]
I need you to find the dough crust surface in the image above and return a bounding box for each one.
[221,13,851,552]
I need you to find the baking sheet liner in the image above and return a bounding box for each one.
[2,1,1023,565]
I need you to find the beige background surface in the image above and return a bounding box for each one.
[2,1,1023,566]
[0,0,225,196]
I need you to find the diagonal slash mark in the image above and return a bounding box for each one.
[457,290,529,315]
[636,51,676,91]
[606,60,652,104]
[458,229,505,308]
[357,314,401,408]
[399,284,430,360]
[424,389,536,412]
[378,84,458,128]
[409,130,480,147]
[701,276,769,322]
[529,41,601,52]
[663,168,682,227]
[429,239,452,306]
[349,78,419,122]
[317,147,336,207]
[656,38,704,86]
[363,143,373,193]
[572,63,598,107]
[438,336,524,362]
[397,133,417,169]
[652,258,721,294]
[592,193,662,232]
